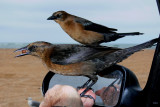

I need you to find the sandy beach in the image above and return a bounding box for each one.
[0,49,155,107]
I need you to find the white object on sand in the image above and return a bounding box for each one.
[27,97,40,107]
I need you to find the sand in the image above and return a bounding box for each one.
[0,49,155,107]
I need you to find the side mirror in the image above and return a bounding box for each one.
[42,64,142,107]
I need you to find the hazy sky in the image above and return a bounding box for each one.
[0,0,159,44]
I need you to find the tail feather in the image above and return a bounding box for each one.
[114,38,158,63]
[108,38,158,65]
[94,38,158,71]
[118,32,144,36]
[104,32,143,42]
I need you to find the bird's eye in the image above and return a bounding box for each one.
[28,45,37,52]
[57,14,62,18]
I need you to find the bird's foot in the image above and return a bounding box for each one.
[77,86,84,90]
[103,78,120,95]
[77,79,92,90]
[80,94,95,102]
[77,86,94,92]
[104,85,119,94]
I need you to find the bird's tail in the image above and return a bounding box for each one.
[104,32,143,42]
[118,32,143,36]
[116,38,158,62]
[95,38,158,71]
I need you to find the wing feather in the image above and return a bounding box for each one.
[50,45,120,65]
[75,16,117,33]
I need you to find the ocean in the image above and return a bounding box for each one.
[0,42,156,49]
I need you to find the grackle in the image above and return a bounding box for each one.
[15,38,157,98]
[47,11,143,46]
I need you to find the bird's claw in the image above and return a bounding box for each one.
[80,94,95,102]
[77,87,94,92]
[77,86,84,90]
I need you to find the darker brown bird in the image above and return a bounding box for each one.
[14,38,157,97]
[47,11,143,46]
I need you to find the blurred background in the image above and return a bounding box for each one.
[0,0,160,48]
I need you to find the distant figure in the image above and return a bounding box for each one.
[47,11,143,46]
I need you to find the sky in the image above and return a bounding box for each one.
[0,0,160,44]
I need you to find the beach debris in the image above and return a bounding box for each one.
[27,97,40,107]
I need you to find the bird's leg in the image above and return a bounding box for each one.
[102,77,120,95]
[80,80,96,102]
[77,78,92,89]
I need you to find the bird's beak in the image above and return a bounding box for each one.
[47,15,57,20]
[14,46,30,57]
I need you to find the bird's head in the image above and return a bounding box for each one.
[47,10,68,22]
[14,41,52,58]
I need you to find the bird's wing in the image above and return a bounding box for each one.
[74,16,117,33]
[50,45,120,65]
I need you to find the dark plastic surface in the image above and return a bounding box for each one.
[42,64,141,107]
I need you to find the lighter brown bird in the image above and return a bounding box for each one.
[47,11,143,46]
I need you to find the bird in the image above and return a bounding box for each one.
[14,38,157,98]
[47,11,143,46]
